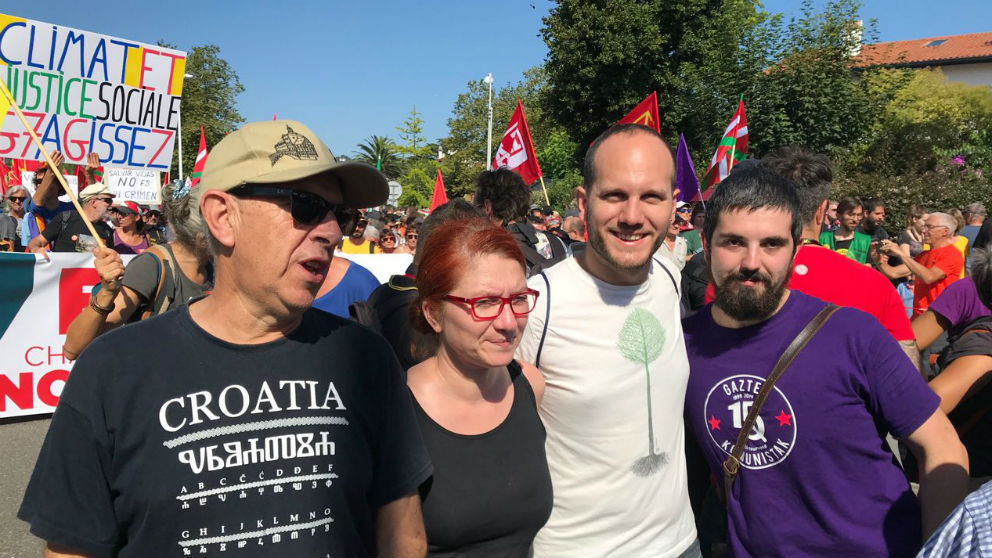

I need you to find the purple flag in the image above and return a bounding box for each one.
[676,133,700,202]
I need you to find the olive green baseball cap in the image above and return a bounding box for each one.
[197,120,388,209]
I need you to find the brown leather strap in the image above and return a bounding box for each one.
[723,304,840,498]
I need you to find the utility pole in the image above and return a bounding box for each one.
[484,73,494,169]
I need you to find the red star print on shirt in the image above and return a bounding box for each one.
[776,410,792,426]
[708,416,721,430]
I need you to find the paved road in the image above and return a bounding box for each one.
[0,416,49,558]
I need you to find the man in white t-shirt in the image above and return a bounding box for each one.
[516,123,698,557]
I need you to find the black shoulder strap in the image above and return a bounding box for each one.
[723,304,840,496]
[548,232,567,261]
[535,271,551,368]
[517,240,546,272]
[653,257,680,297]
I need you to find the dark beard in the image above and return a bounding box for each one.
[711,267,790,323]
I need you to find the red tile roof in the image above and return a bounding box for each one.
[854,31,992,68]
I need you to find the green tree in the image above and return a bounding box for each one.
[745,0,879,156]
[536,130,582,212]
[396,167,434,208]
[393,107,442,208]
[539,0,767,155]
[440,68,554,196]
[161,44,245,178]
[354,135,402,178]
[854,69,992,174]
[395,107,433,161]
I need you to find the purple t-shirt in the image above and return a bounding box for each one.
[929,277,992,338]
[683,291,939,557]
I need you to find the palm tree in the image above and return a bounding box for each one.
[355,135,402,178]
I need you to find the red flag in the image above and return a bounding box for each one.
[9,159,40,189]
[162,171,170,186]
[493,100,542,185]
[190,127,208,187]
[0,160,9,196]
[616,91,660,133]
[430,169,448,213]
[74,165,89,194]
[700,99,748,200]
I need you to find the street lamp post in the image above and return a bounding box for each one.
[177,72,194,181]
[484,73,494,170]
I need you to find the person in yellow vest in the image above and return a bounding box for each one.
[339,214,378,253]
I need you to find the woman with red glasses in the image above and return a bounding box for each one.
[408,218,552,557]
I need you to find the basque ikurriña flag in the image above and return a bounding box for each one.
[190,127,208,187]
[701,98,748,200]
[616,92,661,133]
[493,100,542,185]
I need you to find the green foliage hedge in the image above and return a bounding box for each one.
[833,168,991,235]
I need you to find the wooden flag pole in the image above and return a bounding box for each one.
[538,176,550,206]
[0,77,105,247]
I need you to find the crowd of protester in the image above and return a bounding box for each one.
[6,119,992,558]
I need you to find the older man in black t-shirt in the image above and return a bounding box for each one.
[27,183,114,253]
[19,120,433,558]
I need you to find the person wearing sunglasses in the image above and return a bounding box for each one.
[408,218,552,557]
[401,222,419,254]
[109,200,150,255]
[880,212,963,318]
[21,121,433,558]
[377,229,401,254]
[340,215,379,253]
[0,185,29,251]
[313,209,383,319]
[27,182,115,253]
[19,150,76,249]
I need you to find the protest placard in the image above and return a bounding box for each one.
[104,167,161,204]
[20,171,78,194]
[0,252,132,418]
[0,13,185,170]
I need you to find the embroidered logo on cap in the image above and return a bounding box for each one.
[270,125,319,165]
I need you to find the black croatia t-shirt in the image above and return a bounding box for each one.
[19,305,433,557]
[40,210,113,252]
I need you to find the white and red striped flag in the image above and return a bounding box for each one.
[190,127,208,187]
[700,98,748,200]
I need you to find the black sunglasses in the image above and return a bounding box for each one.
[229,185,355,232]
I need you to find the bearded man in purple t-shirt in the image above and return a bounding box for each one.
[682,166,968,557]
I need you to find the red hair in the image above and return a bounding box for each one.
[410,218,526,337]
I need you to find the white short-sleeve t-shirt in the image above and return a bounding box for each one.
[517,255,697,557]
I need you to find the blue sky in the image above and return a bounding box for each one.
[10,1,991,157]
